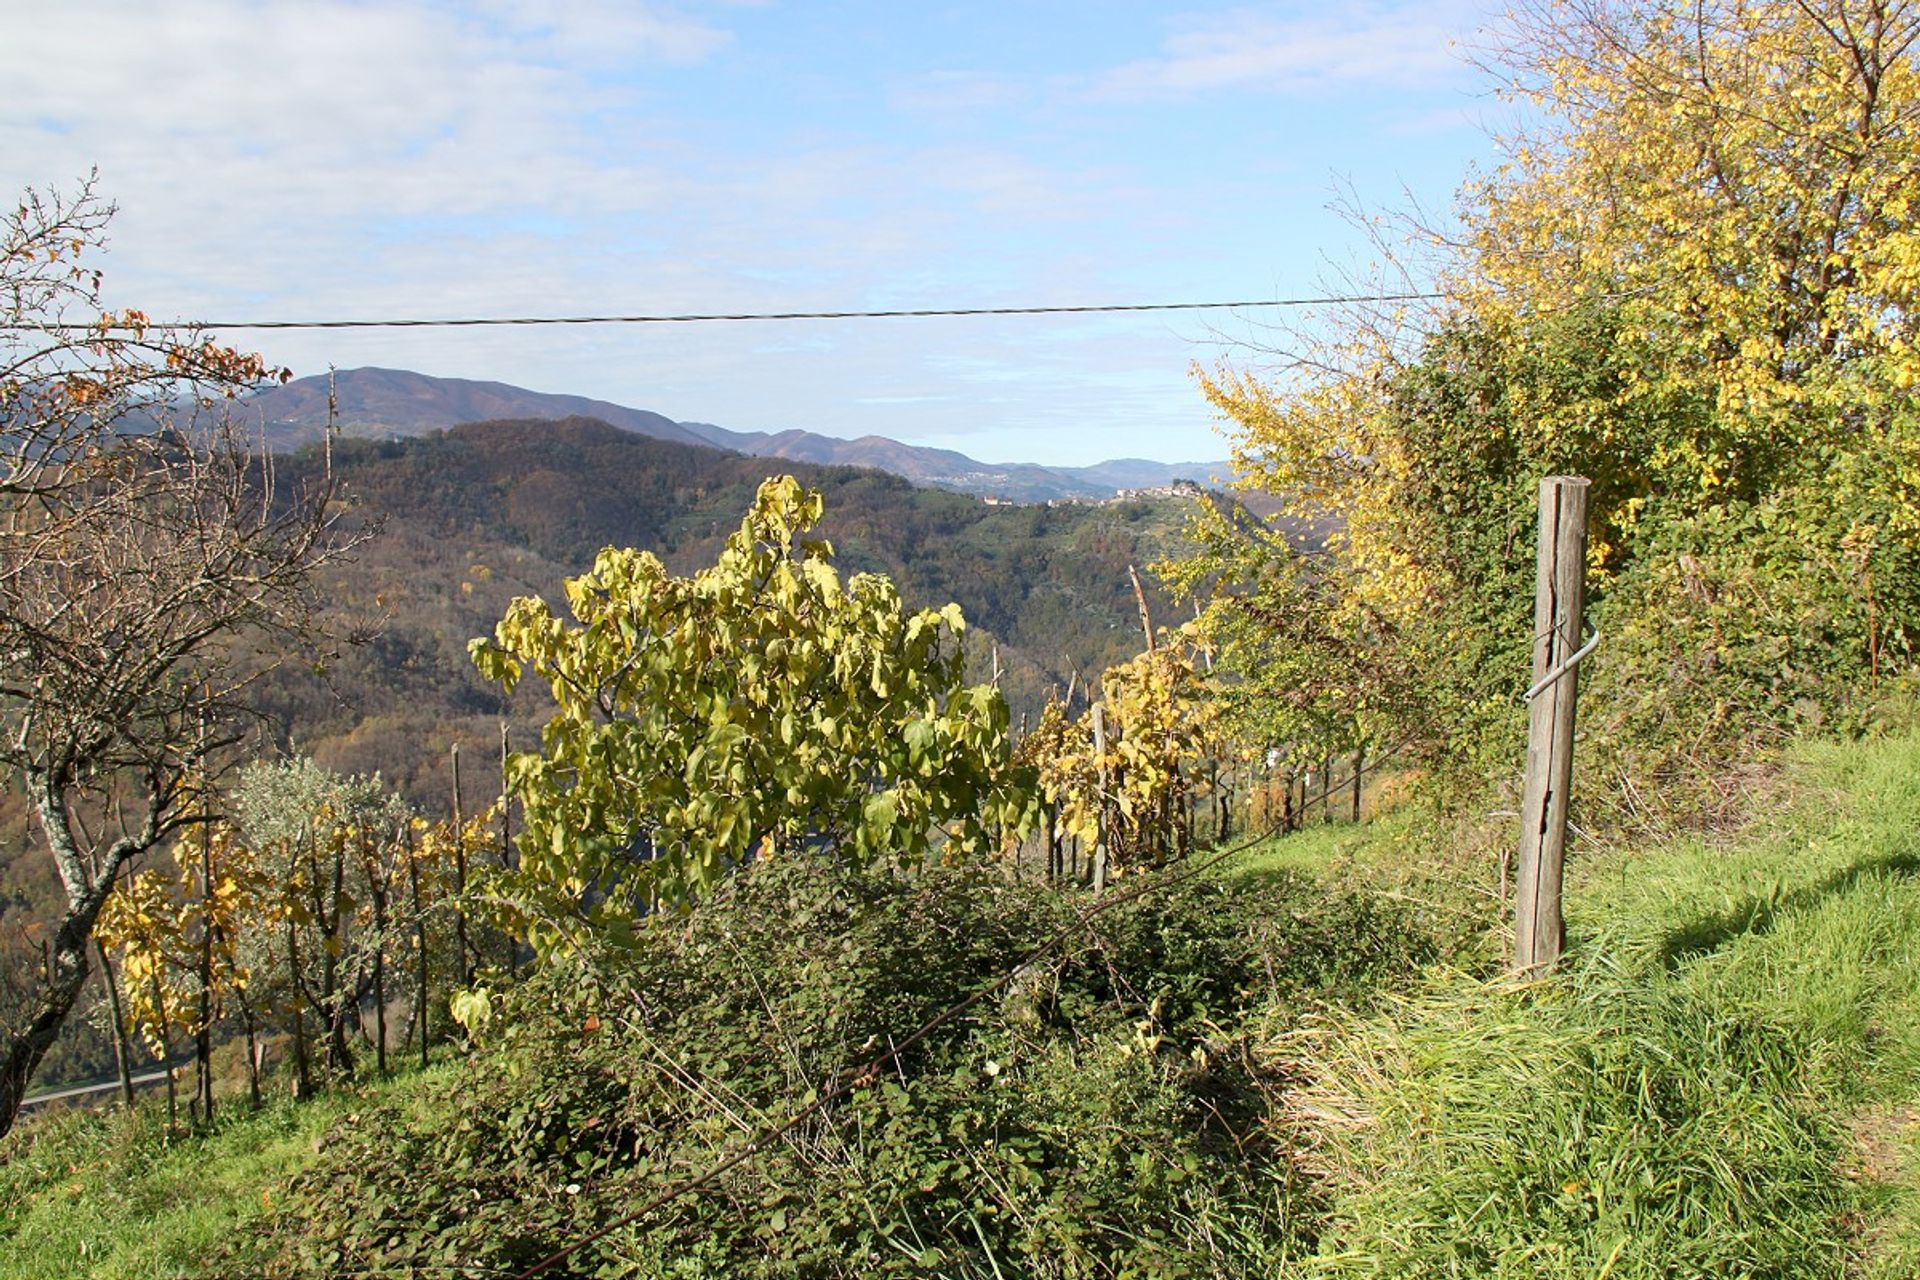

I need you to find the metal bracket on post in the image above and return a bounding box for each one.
[1523,625,1599,703]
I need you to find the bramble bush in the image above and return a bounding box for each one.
[232,855,1435,1279]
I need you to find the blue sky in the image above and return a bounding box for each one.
[4,1,1509,466]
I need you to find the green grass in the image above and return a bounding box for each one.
[1278,733,1920,1278]
[8,737,1920,1277]
[0,1067,450,1280]
[1230,818,1387,881]
[1231,802,1506,969]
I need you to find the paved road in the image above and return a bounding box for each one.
[20,1067,179,1109]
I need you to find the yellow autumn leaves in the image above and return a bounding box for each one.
[1192,0,1920,778]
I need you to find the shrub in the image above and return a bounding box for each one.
[234,857,1435,1278]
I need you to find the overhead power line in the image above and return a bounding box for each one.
[64,292,1444,333]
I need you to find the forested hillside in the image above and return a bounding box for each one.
[262,414,1200,791]
[2,414,1208,1091]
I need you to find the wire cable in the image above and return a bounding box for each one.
[59,292,1445,334]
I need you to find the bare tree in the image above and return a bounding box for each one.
[0,178,352,1135]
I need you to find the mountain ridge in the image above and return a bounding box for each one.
[237,367,1230,502]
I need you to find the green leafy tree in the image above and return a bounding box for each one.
[471,476,1033,950]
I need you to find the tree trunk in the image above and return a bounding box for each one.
[408,823,429,1069]
[152,966,177,1134]
[288,919,312,1098]
[500,720,519,977]
[0,787,156,1139]
[1047,802,1061,884]
[371,867,388,1078]
[322,825,350,1077]
[0,918,95,1136]
[237,987,262,1109]
[1091,703,1110,893]
[325,989,354,1078]
[196,823,215,1125]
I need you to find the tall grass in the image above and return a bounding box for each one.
[1280,734,1920,1277]
[0,1068,449,1280]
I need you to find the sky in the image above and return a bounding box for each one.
[3,1,1511,467]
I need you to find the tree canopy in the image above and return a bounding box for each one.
[1192,0,1920,805]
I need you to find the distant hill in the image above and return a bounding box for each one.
[234,367,715,449]
[237,368,1231,502]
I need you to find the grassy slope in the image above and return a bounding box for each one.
[4,735,1918,1277]
[0,1069,451,1280]
[1262,734,1920,1278]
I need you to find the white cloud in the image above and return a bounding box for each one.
[3,1,716,214]
[0,0,757,346]
[1091,3,1475,99]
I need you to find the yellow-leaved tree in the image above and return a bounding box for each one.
[1020,627,1235,878]
[1193,0,1920,808]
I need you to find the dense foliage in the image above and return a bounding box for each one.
[232,855,1435,1279]
[473,476,1035,935]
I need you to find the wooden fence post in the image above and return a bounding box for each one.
[406,821,428,1070]
[500,720,521,979]
[1515,476,1591,975]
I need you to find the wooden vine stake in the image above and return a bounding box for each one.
[1515,476,1591,975]
[1091,702,1110,893]
[451,742,470,987]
